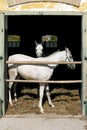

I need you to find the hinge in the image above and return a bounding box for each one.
[0,56,3,60]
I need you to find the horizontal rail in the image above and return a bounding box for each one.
[6,79,82,83]
[6,61,82,64]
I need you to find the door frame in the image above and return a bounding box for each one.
[0,11,87,116]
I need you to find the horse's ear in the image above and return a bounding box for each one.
[35,40,38,46]
[65,47,68,51]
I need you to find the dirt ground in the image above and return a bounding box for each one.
[6,83,82,115]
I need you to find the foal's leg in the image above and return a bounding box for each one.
[8,68,18,106]
[39,83,45,113]
[46,83,55,108]
[13,74,20,102]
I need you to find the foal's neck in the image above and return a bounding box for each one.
[47,50,66,62]
[44,50,66,68]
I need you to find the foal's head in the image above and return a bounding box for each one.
[35,41,43,57]
[65,47,76,70]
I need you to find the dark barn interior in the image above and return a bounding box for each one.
[6,15,82,115]
[7,15,81,80]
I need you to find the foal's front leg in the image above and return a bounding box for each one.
[39,83,45,113]
[8,68,18,106]
[45,84,55,108]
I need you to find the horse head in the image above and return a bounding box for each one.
[65,47,76,70]
[35,40,43,57]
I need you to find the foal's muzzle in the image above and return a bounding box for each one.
[68,63,76,70]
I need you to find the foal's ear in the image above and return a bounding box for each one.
[65,47,69,51]
[35,40,38,46]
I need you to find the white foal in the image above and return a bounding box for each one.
[8,47,75,113]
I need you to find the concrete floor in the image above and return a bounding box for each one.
[0,114,87,130]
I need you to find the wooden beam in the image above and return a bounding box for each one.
[6,61,82,64]
[6,79,82,84]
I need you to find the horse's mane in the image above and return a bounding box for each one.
[45,50,60,58]
[42,50,60,58]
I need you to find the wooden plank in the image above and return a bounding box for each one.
[6,79,82,83]
[0,13,5,116]
[4,11,82,16]
[86,76,87,99]
[82,12,87,116]
[6,61,82,64]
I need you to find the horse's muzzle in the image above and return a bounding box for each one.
[70,64,76,70]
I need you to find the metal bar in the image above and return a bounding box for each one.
[6,79,82,83]
[6,61,82,64]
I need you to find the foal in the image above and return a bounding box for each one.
[8,47,75,113]
[35,41,53,108]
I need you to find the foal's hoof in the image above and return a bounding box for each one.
[51,104,55,108]
[14,98,18,102]
[40,109,44,114]
[9,102,13,107]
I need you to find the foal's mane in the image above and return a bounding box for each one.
[45,50,60,57]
